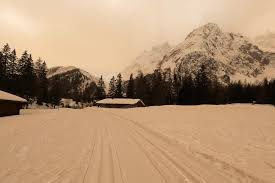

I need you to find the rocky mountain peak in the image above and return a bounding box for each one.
[123,23,275,83]
[185,23,222,40]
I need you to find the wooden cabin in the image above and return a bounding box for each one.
[0,90,27,117]
[96,98,145,108]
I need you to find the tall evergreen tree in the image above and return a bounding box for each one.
[115,73,123,98]
[126,74,135,98]
[35,58,48,104]
[0,51,5,90]
[7,49,17,78]
[18,51,36,100]
[172,70,180,104]
[108,76,116,98]
[135,71,152,105]
[95,75,106,100]
[83,82,98,102]
[163,68,174,105]
[151,68,165,105]
[48,80,61,107]
[0,44,11,91]
[195,64,212,104]
[178,73,195,105]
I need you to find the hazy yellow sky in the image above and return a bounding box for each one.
[0,0,275,76]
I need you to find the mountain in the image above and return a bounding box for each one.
[254,31,275,52]
[47,66,99,101]
[121,42,172,79]
[48,66,98,82]
[123,23,275,83]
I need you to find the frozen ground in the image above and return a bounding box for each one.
[0,105,274,183]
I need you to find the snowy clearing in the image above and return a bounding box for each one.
[0,105,274,183]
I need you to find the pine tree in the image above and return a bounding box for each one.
[172,70,180,104]
[152,68,165,105]
[135,71,144,99]
[83,82,97,102]
[7,49,17,78]
[135,71,152,105]
[0,44,11,91]
[108,76,116,98]
[35,58,48,104]
[7,49,18,92]
[49,79,61,107]
[178,73,195,105]
[195,64,211,104]
[126,74,135,98]
[95,75,106,100]
[163,68,174,105]
[0,51,5,90]
[115,73,123,98]
[18,51,36,100]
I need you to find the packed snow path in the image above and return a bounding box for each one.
[0,105,274,183]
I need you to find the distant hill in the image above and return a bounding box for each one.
[47,66,99,101]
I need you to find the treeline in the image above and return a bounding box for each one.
[104,64,275,106]
[0,43,105,106]
[1,43,275,106]
[0,43,49,104]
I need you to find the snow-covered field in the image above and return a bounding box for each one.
[0,105,274,183]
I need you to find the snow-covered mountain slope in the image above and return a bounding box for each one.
[161,23,271,83]
[121,42,172,79]
[47,66,98,93]
[123,23,275,83]
[48,66,98,82]
[254,32,275,52]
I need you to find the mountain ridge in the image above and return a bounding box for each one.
[47,66,99,101]
[122,23,275,83]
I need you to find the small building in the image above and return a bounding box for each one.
[0,90,27,117]
[60,98,83,109]
[96,98,145,108]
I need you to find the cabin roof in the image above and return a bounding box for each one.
[96,98,144,105]
[0,90,27,103]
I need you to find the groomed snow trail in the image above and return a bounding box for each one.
[0,105,274,183]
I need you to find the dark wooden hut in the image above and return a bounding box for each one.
[0,90,27,117]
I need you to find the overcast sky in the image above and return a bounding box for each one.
[0,0,275,76]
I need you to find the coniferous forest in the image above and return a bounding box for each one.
[1,43,275,106]
[106,66,275,106]
[0,43,48,104]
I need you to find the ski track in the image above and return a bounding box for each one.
[0,106,274,183]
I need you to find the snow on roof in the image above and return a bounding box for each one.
[96,98,144,105]
[0,90,27,103]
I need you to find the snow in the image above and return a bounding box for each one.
[47,66,98,82]
[0,104,274,182]
[123,23,275,82]
[96,98,143,105]
[47,66,77,78]
[0,90,27,103]
[254,31,275,52]
[79,69,98,82]
[47,66,99,92]
[121,42,172,79]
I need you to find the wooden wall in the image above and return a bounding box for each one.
[0,101,23,117]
